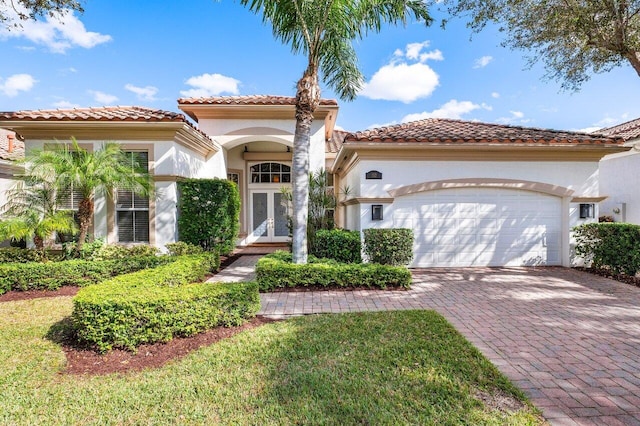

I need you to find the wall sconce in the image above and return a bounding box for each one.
[371,205,383,221]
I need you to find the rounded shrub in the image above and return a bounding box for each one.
[311,229,362,263]
[72,254,258,352]
[363,228,414,266]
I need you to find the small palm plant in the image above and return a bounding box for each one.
[25,138,152,251]
[0,178,76,257]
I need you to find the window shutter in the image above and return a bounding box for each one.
[117,211,134,242]
[135,211,149,242]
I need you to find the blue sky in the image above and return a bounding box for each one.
[1,0,639,133]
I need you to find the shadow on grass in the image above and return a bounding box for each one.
[257,310,541,424]
[45,316,90,350]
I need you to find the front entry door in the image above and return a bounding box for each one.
[250,190,289,243]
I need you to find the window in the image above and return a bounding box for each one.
[227,172,240,186]
[250,163,291,183]
[56,185,82,243]
[116,151,149,243]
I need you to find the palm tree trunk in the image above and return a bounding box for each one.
[77,198,94,251]
[292,68,321,264]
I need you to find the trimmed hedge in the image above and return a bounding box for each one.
[0,255,175,295]
[363,228,414,266]
[256,251,411,291]
[72,254,259,352]
[574,223,640,275]
[311,229,362,263]
[0,247,47,263]
[177,179,240,255]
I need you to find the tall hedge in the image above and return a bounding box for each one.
[177,179,240,255]
[574,223,640,275]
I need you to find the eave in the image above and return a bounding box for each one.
[330,143,631,175]
[0,121,219,158]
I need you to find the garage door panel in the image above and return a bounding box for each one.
[395,187,562,267]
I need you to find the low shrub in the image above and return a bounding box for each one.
[256,250,411,291]
[574,223,640,275]
[165,241,205,256]
[72,254,259,352]
[0,247,47,263]
[311,229,362,263]
[363,228,414,266]
[0,256,174,295]
[62,240,160,261]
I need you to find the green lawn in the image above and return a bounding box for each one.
[0,297,544,425]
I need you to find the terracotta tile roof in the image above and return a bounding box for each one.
[0,106,215,146]
[326,129,349,154]
[178,95,338,106]
[0,106,189,123]
[597,117,640,141]
[345,118,622,145]
[0,128,24,161]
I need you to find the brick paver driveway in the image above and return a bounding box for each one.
[260,267,640,425]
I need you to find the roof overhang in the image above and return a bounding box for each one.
[0,121,219,158]
[330,142,631,175]
[178,102,340,141]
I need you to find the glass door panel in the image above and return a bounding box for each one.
[273,192,289,237]
[251,192,268,238]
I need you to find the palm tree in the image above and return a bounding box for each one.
[0,178,77,255]
[240,0,432,263]
[25,138,152,251]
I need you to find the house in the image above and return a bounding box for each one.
[596,119,640,224]
[0,96,627,267]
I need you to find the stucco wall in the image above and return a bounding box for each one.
[197,118,326,172]
[357,160,600,198]
[600,150,640,224]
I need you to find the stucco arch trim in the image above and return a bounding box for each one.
[387,178,575,198]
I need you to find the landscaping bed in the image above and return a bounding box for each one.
[72,254,259,352]
[256,250,412,291]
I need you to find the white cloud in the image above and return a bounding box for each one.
[180,73,240,98]
[577,114,631,133]
[473,56,493,69]
[578,126,603,133]
[491,92,500,98]
[496,110,531,125]
[360,41,443,103]
[52,100,80,108]
[89,90,118,104]
[0,73,36,97]
[401,99,490,122]
[125,84,158,101]
[0,6,111,53]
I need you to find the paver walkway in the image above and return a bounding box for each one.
[212,255,640,425]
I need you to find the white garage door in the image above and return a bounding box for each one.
[393,188,562,267]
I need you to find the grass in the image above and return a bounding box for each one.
[0,297,545,425]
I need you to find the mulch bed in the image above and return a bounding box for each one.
[575,266,640,287]
[57,316,278,376]
[0,252,243,303]
[2,254,278,376]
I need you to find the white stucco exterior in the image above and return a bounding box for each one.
[600,149,640,224]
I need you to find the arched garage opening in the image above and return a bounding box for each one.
[388,179,573,267]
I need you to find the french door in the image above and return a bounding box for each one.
[249,190,289,243]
